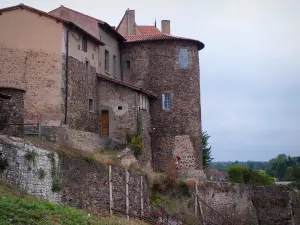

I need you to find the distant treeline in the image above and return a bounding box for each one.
[210,154,300,182]
[209,161,269,172]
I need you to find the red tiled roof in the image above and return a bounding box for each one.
[124,34,205,50]
[97,74,157,98]
[0,4,105,45]
[137,26,161,34]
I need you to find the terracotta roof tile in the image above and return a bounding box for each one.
[137,26,161,34]
[123,34,205,50]
[96,74,157,98]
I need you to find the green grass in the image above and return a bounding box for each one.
[0,181,148,225]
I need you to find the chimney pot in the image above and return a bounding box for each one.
[161,20,170,34]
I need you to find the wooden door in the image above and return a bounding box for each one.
[101,111,109,136]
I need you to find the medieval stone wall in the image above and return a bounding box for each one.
[192,180,300,225]
[121,41,202,175]
[1,136,300,224]
[0,45,63,126]
[0,136,150,217]
[0,88,24,136]
[66,56,100,133]
[138,110,152,169]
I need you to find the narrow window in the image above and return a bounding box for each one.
[89,99,93,112]
[179,48,188,69]
[85,60,89,73]
[82,37,87,52]
[126,60,131,69]
[105,50,109,73]
[139,94,149,111]
[162,93,171,111]
[113,55,116,76]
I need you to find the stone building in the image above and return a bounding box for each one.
[0,4,205,176]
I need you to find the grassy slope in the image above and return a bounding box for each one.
[0,181,148,225]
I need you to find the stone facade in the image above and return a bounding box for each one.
[121,41,202,174]
[0,4,204,175]
[66,56,100,133]
[0,8,64,126]
[98,80,138,142]
[0,88,24,136]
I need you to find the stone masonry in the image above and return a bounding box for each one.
[0,45,62,126]
[66,56,99,133]
[0,136,150,217]
[122,41,203,174]
[0,88,24,136]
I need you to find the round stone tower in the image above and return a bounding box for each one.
[121,36,205,177]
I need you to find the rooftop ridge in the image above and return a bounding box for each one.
[49,5,105,24]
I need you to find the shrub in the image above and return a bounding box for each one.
[51,178,61,192]
[128,135,143,157]
[25,150,38,162]
[228,165,274,185]
[178,181,190,196]
[84,156,94,164]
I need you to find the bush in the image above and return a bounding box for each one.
[228,165,274,185]
[178,181,190,196]
[128,135,143,157]
[25,150,38,162]
[84,156,94,164]
[51,178,61,192]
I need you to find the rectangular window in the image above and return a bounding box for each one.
[82,37,87,52]
[126,60,131,69]
[113,55,116,76]
[85,60,89,73]
[179,48,188,69]
[105,50,109,73]
[162,93,171,111]
[89,99,94,112]
[139,94,149,111]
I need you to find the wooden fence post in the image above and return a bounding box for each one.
[140,176,144,218]
[109,165,113,215]
[38,122,41,138]
[125,169,129,220]
[195,179,198,216]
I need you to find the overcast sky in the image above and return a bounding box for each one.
[1,0,299,161]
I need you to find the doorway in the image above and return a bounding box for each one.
[101,110,109,136]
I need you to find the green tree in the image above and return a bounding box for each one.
[202,131,213,168]
[228,165,274,185]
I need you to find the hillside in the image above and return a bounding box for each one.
[0,181,148,225]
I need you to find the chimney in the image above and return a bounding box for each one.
[161,20,170,34]
[126,9,136,35]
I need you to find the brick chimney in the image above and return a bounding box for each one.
[126,9,136,35]
[161,20,170,34]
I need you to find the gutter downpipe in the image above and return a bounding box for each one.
[64,27,71,125]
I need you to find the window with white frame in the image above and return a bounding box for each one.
[139,93,149,111]
[162,93,171,111]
